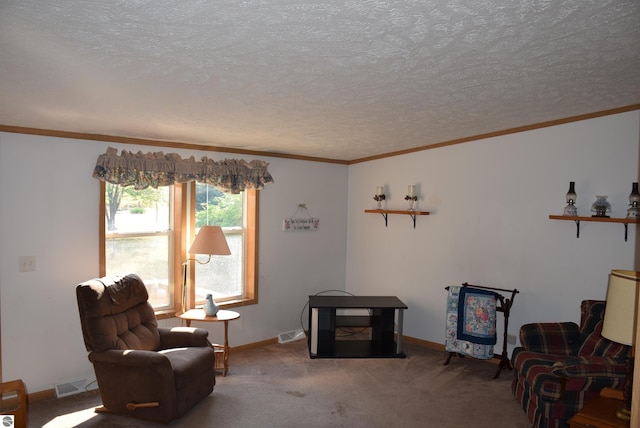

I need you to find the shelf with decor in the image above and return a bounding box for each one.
[365,209,430,228]
[548,215,640,241]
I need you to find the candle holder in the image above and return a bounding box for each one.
[563,181,577,216]
[406,184,418,210]
[373,193,386,209]
[627,182,640,218]
[405,194,417,211]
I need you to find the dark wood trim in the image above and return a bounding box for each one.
[549,215,640,224]
[231,338,279,353]
[28,388,57,403]
[175,183,187,313]
[245,190,258,305]
[0,125,349,165]
[99,182,106,276]
[25,334,478,401]
[2,104,637,166]
[349,104,640,164]
[402,335,445,351]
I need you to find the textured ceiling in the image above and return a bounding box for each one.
[0,0,639,162]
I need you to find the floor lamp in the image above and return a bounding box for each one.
[181,225,231,313]
[601,269,640,421]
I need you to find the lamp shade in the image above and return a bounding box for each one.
[188,225,231,256]
[601,270,640,346]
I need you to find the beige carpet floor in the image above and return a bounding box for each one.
[28,339,531,427]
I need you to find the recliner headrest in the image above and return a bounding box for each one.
[77,273,149,317]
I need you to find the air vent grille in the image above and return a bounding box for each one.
[278,329,306,344]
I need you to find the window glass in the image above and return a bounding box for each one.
[101,180,257,313]
[193,183,245,303]
[104,183,173,308]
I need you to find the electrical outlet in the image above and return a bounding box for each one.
[19,256,36,272]
[507,334,516,345]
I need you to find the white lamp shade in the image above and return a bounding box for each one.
[188,225,231,255]
[601,269,640,346]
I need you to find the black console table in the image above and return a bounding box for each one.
[308,295,407,358]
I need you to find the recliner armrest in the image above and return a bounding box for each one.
[519,322,580,355]
[89,349,171,367]
[158,326,211,349]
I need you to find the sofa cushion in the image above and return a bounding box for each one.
[519,322,580,356]
[578,320,629,361]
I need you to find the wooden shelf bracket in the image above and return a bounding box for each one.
[365,209,430,229]
[549,215,639,242]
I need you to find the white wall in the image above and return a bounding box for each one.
[346,111,640,353]
[1,110,638,394]
[0,134,348,393]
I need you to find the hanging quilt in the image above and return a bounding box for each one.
[445,285,497,359]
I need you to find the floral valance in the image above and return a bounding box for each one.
[93,147,274,193]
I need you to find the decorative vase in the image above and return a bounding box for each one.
[203,294,219,316]
[591,195,611,218]
[563,181,577,216]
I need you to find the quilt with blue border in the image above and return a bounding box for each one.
[445,285,497,359]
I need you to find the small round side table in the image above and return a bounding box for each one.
[176,309,240,376]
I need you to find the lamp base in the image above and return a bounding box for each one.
[615,406,631,421]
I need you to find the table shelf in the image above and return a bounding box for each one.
[336,315,372,328]
[176,309,240,376]
[549,215,640,241]
[365,209,430,228]
[308,296,407,359]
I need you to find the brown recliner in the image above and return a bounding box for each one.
[76,273,215,424]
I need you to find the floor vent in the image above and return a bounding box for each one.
[54,375,98,398]
[278,329,306,344]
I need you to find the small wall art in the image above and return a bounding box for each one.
[283,204,319,232]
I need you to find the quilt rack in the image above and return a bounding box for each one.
[444,282,519,379]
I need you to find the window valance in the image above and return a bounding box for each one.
[93,147,274,193]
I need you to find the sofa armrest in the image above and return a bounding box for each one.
[551,356,628,380]
[519,322,580,355]
[158,326,210,349]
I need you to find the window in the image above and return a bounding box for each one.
[101,183,177,309]
[100,181,258,315]
[192,183,244,304]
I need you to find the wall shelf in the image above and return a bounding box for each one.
[549,215,640,241]
[365,209,430,228]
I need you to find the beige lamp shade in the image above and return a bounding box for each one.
[188,225,231,256]
[602,269,640,346]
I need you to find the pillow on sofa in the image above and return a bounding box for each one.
[578,320,628,361]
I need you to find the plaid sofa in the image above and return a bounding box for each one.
[511,300,629,428]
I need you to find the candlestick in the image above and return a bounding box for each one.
[373,186,386,209]
[405,185,418,210]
